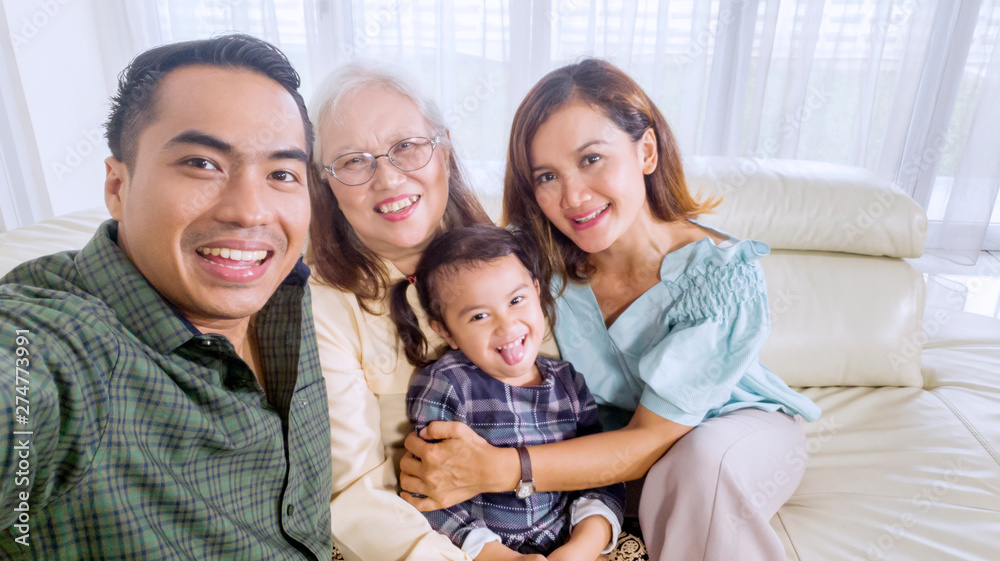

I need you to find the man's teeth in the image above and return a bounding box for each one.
[496,336,526,352]
[574,204,609,224]
[378,195,420,214]
[197,247,268,262]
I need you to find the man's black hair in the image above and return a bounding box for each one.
[105,33,313,169]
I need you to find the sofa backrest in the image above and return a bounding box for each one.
[690,157,927,388]
[0,206,111,277]
[1,157,929,388]
[687,156,926,258]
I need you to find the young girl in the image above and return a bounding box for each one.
[390,224,625,561]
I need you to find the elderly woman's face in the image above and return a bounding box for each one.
[319,86,450,262]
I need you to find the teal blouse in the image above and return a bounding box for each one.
[552,234,821,431]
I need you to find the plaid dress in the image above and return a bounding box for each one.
[407,350,625,555]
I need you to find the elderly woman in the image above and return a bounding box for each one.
[306,61,489,560]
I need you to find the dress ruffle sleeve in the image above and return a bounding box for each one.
[638,243,773,426]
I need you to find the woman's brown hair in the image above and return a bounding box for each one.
[306,61,490,313]
[502,58,718,283]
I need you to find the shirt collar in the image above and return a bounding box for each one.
[384,257,406,283]
[283,259,312,287]
[76,220,310,355]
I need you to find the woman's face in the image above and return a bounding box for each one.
[318,86,450,262]
[529,100,657,254]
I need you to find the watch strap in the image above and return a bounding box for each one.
[516,446,533,483]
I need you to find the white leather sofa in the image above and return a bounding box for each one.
[2,158,998,560]
[687,158,1000,561]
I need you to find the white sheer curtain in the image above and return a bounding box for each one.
[3,0,997,258]
[0,4,52,229]
[128,0,999,258]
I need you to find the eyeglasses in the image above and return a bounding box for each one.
[323,136,440,186]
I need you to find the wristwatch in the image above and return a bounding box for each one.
[514,447,535,499]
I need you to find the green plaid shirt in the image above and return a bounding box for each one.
[0,221,333,560]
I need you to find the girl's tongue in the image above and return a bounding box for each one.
[498,337,526,365]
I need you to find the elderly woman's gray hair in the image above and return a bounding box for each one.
[308,60,451,169]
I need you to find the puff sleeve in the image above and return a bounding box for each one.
[637,260,772,427]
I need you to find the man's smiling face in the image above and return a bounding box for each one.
[104,65,311,329]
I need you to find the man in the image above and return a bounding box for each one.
[0,35,332,559]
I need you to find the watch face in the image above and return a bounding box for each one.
[515,481,535,499]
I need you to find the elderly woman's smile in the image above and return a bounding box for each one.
[374,193,421,218]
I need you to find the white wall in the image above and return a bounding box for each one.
[4,0,113,217]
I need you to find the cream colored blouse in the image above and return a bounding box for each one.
[311,260,470,561]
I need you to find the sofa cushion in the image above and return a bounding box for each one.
[761,251,925,387]
[778,376,1000,560]
[687,157,927,258]
[920,307,1000,465]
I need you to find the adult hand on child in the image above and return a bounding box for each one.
[399,421,519,511]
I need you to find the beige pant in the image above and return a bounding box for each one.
[632,409,807,561]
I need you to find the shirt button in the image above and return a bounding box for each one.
[286,503,294,515]
[201,340,212,348]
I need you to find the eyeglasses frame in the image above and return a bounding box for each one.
[322,136,441,186]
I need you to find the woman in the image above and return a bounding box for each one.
[307,60,490,560]
[400,59,821,561]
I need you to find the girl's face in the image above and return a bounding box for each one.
[529,99,658,254]
[432,254,546,386]
[318,86,451,263]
